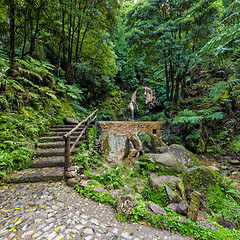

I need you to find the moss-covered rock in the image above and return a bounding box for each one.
[181,166,221,191]
[139,152,185,174]
[159,144,200,168]
[150,173,180,190]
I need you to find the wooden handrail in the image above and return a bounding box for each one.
[64,109,98,138]
[70,115,97,152]
[63,109,98,175]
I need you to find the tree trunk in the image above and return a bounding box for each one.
[169,58,174,102]
[22,6,28,60]
[164,58,169,101]
[9,1,15,68]
[29,8,40,57]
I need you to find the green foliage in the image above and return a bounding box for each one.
[17,57,54,76]
[207,183,240,229]
[74,181,116,206]
[75,148,103,170]
[172,107,227,153]
[141,186,169,207]
[230,135,240,153]
[0,109,53,177]
[86,166,125,189]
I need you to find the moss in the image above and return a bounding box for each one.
[177,178,185,199]
[185,147,200,166]
[18,67,43,85]
[181,166,221,191]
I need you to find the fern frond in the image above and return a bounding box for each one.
[206,111,225,121]
[209,81,228,100]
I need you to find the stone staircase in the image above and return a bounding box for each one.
[7,123,92,183]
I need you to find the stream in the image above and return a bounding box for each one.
[198,154,240,189]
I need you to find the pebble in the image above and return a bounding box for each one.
[0,182,192,240]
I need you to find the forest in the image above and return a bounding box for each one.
[1,0,239,170]
[0,0,240,238]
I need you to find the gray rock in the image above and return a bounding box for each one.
[159,144,199,168]
[66,178,79,187]
[198,211,207,221]
[75,166,84,175]
[123,187,133,195]
[146,203,168,217]
[130,134,143,152]
[139,152,185,173]
[81,174,88,180]
[218,219,236,229]
[116,195,138,218]
[79,180,95,188]
[102,132,129,163]
[92,187,107,194]
[165,185,178,201]
[65,117,78,125]
[66,166,75,172]
[150,173,180,190]
[199,221,220,231]
[65,171,76,178]
[167,203,178,212]
[176,201,188,216]
[109,189,122,200]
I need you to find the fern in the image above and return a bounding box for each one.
[17,57,54,76]
[200,0,240,62]
[206,111,225,120]
[173,109,203,124]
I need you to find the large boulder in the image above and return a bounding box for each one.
[150,173,180,190]
[102,132,129,163]
[181,166,221,190]
[139,152,185,174]
[159,144,199,168]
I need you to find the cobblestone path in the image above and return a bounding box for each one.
[0,182,192,240]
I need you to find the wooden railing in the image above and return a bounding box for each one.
[63,109,98,174]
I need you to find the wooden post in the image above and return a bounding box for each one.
[85,122,89,150]
[64,135,71,175]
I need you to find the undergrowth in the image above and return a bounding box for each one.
[73,132,240,240]
[0,56,87,179]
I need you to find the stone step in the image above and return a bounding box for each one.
[38,141,80,149]
[50,127,86,132]
[29,156,75,168]
[5,167,64,183]
[44,131,84,136]
[52,123,94,129]
[36,148,78,157]
[38,135,80,142]
[52,125,77,128]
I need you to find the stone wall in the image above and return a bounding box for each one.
[96,121,163,164]
[98,121,162,139]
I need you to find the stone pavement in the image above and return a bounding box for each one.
[0,182,192,240]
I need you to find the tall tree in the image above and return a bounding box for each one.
[126,0,223,104]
